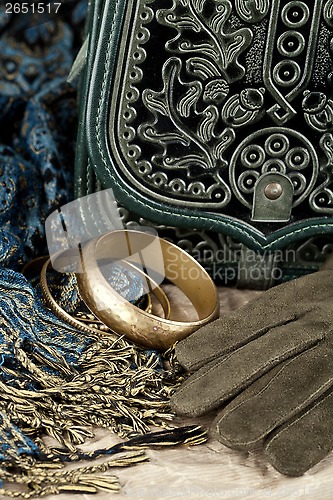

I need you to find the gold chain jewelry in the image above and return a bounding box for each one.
[76,230,220,350]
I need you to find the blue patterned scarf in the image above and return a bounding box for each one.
[0,3,205,496]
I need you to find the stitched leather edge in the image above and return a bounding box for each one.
[83,0,333,252]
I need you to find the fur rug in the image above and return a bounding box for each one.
[3,286,331,500]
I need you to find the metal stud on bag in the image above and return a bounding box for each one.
[75,0,333,289]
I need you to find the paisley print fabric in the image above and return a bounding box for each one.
[0,0,86,270]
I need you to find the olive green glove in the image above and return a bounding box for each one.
[171,257,333,476]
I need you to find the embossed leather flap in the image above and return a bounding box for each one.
[75,0,333,285]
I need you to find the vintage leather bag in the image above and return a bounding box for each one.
[73,0,333,289]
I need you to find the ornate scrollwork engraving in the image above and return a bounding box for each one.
[235,0,270,23]
[108,0,333,243]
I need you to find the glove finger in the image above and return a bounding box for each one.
[171,320,322,417]
[213,341,330,451]
[264,387,333,476]
[176,270,333,371]
[175,308,296,371]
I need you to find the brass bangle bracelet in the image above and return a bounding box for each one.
[40,258,119,339]
[76,230,220,350]
[39,258,171,338]
[50,250,171,320]
[22,255,49,279]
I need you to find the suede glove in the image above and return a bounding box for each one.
[171,256,333,476]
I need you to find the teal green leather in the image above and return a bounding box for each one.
[74,0,333,288]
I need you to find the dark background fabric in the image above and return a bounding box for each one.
[0,0,87,270]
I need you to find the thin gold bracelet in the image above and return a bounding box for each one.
[40,258,119,338]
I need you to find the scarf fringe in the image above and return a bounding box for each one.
[0,272,201,497]
[0,426,207,497]
[0,315,203,497]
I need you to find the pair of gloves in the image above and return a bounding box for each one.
[171,256,333,476]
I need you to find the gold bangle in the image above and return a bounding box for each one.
[22,256,49,278]
[50,250,171,320]
[40,257,171,338]
[40,258,118,339]
[76,230,220,350]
